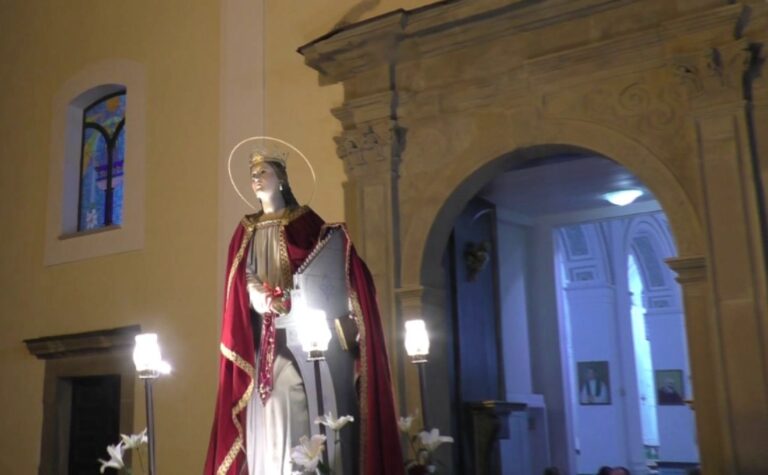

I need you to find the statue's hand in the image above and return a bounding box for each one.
[264,285,291,315]
[270,296,291,315]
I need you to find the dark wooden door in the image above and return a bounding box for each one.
[448,197,504,472]
[68,375,121,474]
[450,197,503,402]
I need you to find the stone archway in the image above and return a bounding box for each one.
[401,119,704,289]
[400,126,705,473]
[301,1,768,473]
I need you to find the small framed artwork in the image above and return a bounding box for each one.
[655,369,685,405]
[577,361,611,405]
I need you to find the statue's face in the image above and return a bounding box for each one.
[251,162,280,199]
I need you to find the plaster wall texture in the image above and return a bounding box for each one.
[0,2,220,473]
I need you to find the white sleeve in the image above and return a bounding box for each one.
[246,255,269,313]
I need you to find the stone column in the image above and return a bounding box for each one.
[333,104,405,391]
[672,40,768,474]
[667,256,729,474]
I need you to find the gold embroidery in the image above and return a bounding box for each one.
[278,226,292,290]
[227,222,256,299]
[220,342,255,376]
[257,314,279,401]
[249,205,309,228]
[340,223,369,472]
[349,291,368,473]
[218,343,255,475]
[295,227,336,275]
[217,434,243,475]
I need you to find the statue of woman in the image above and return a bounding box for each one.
[205,151,404,475]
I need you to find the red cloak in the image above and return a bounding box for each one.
[204,206,403,475]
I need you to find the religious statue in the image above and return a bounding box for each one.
[204,143,403,475]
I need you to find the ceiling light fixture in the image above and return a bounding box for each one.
[603,189,643,206]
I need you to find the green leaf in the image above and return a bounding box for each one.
[317,460,331,474]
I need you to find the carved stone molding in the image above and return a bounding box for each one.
[25,325,141,360]
[542,71,690,162]
[334,121,406,178]
[582,79,682,133]
[670,40,753,107]
[301,2,768,473]
[666,256,707,285]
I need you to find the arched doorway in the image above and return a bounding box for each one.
[412,148,701,474]
[301,2,768,472]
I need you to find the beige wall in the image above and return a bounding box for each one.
[0,1,220,473]
[0,0,440,472]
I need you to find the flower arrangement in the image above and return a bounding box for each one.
[98,429,148,474]
[290,412,354,475]
[398,415,454,475]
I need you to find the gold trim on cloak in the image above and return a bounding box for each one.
[349,291,369,473]
[331,223,370,473]
[226,221,256,299]
[278,225,293,290]
[245,205,309,228]
[218,223,256,475]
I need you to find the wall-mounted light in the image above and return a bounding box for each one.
[603,189,643,206]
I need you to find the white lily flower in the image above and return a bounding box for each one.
[98,442,125,473]
[314,412,354,431]
[398,415,414,432]
[418,428,454,452]
[120,428,148,449]
[290,434,326,472]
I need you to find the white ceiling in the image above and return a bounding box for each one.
[479,155,658,218]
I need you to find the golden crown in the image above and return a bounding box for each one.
[249,149,288,169]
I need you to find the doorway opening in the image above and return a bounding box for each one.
[441,153,699,475]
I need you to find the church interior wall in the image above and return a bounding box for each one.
[553,212,697,471]
[486,190,699,473]
[495,207,534,398]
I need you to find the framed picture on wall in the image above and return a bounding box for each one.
[577,361,611,405]
[655,369,685,405]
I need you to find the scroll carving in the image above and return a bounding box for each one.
[581,80,682,134]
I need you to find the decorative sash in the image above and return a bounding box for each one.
[257,284,289,403]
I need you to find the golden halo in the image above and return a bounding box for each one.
[227,136,317,210]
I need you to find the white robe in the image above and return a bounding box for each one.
[244,213,310,475]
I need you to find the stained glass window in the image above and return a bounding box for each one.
[78,92,126,231]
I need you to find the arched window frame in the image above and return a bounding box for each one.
[44,60,146,265]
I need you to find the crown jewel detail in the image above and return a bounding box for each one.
[249,149,288,168]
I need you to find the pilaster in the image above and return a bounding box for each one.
[673,38,768,473]
[667,256,730,474]
[333,94,406,402]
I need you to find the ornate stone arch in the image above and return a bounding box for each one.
[405,118,704,292]
[301,1,768,472]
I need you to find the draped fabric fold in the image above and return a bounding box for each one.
[204,207,403,475]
